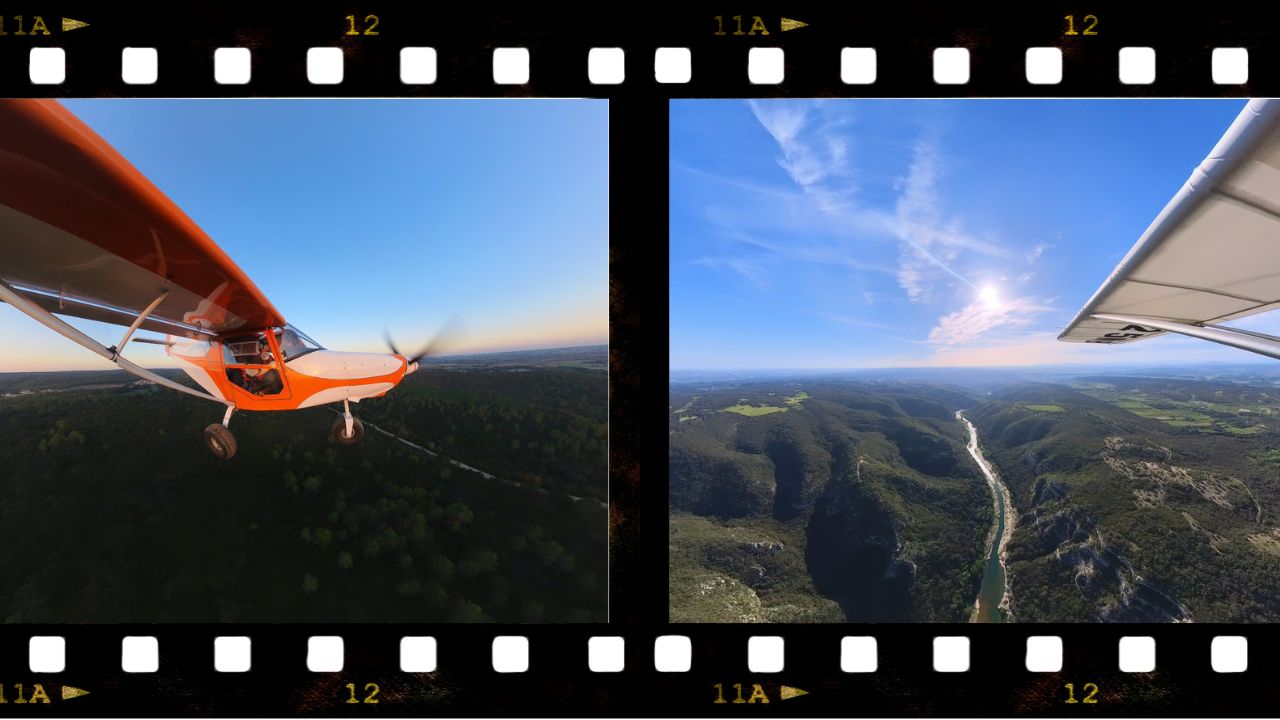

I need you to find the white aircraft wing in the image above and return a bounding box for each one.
[1060,99,1280,349]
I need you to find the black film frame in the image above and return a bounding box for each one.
[0,1,1274,717]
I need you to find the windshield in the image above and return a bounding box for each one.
[275,324,323,362]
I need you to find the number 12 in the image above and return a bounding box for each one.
[345,14,380,35]
[1064,682,1099,704]
[1064,14,1098,36]
[345,683,380,704]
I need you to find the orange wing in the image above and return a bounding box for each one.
[0,99,284,337]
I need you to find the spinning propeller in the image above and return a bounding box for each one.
[385,315,467,371]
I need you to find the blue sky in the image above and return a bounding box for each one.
[670,99,1280,369]
[2,99,607,372]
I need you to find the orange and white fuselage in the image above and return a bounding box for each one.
[167,329,414,412]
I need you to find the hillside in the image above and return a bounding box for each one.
[967,378,1280,622]
[669,381,991,622]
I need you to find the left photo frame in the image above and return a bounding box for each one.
[0,97,610,624]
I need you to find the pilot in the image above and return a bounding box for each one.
[244,338,283,395]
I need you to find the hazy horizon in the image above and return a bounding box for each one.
[0,342,607,375]
[670,357,1278,373]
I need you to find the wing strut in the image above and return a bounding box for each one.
[1092,313,1280,362]
[0,277,230,406]
[113,289,169,355]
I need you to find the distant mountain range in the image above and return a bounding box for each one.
[671,362,1280,392]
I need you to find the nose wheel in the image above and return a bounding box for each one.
[204,406,238,459]
[333,398,364,444]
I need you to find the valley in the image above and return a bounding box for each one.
[670,371,1280,623]
[669,380,991,623]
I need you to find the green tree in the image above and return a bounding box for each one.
[521,599,546,622]
[445,502,473,530]
[396,579,423,596]
[451,599,488,622]
[428,555,455,580]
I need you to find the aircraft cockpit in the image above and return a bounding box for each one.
[274,324,323,362]
[223,331,285,396]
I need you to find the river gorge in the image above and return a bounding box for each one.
[958,410,1016,623]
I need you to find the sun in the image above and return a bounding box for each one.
[978,284,1002,309]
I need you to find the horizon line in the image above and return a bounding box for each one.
[670,359,1277,373]
[0,342,608,375]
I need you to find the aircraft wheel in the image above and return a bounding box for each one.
[333,416,364,445]
[204,423,237,460]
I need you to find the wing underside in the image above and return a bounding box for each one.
[0,99,284,338]
[1060,99,1280,345]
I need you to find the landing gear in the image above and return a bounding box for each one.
[332,416,364,444]
[204,406,237,459]
[333,398,364,445]
[204,424,236,459]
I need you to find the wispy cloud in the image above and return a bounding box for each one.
[927,295,1055,347]
[723,229,897,276]
[747,100,853,214]
[890,138,1009,303]
[691,256,769,288]
[1026,241,1052,264]
[671,160,801,202]
[718,102,1014,306]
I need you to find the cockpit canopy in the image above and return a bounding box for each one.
[274,324,323,361]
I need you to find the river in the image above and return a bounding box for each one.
[957,410,1015,623]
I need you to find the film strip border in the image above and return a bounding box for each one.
[656,45,1262,88]
[5,44,1267,90]
[0,3,1276,717]
[647,3,1280,98]
[14,46,634,89]
[0,625,1271,716]
[1,5,1278,97]
[3,628,1255,675]
[0,5,638,97]
[0,0,654,636]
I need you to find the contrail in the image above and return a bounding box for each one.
[905,237,976,289]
